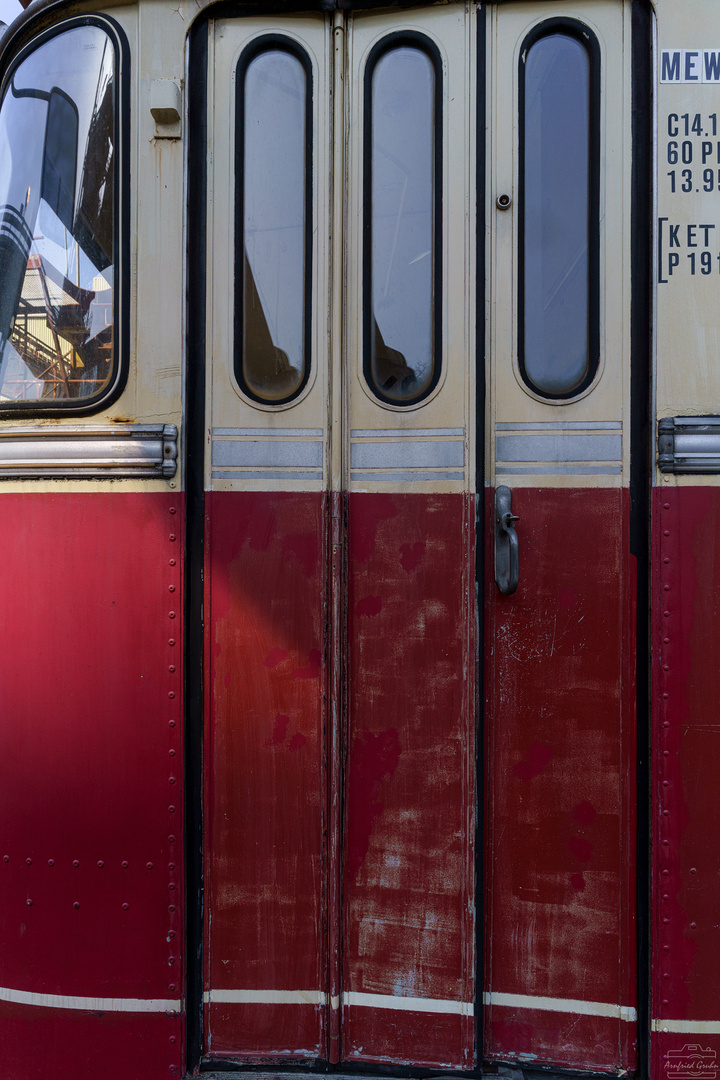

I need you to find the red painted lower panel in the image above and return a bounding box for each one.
[651,487,720,1080]
[0,492,184,1079]
[204,490,327,1059]
[484,487,637,1072]
[488,1004,635,1072]
[342,492,476,1069]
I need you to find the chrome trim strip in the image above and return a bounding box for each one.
[211,469,323,481]
[351,470,465,482]
[496,433,621,463]
[0,424,177,479]
[658,416,720,473]
[212,439,323,469]
[496,421,622,431]
[495,465,622,475]
[352,427,465,438]
[351,440,464,470]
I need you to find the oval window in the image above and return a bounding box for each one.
[235,41,311,405]
[0,24,119,408]
[519,25,599,399]
[364,35,442,406]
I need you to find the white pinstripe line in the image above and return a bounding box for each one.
[0,986,180,1012]
[484,991,636,1022]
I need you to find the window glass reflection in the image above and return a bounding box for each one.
[368,44,436,404]
[523,32,591,396]
[0,26,115,403]
[240,47,308,403]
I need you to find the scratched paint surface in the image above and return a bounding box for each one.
[342,492,476,1068]
[652,487,720,1079]
[484,487,637,1072]
[0,492,183,1080]
[204,490,326,1057]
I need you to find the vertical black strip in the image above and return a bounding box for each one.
[185,15,209,1073]
[475,4,486,1065]
[631,3,653,1078]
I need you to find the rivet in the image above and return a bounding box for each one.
[169,559,176,567]
[169,534,176,542]
[168,691,176,699]
[169,508,176,515]
[26,899,32,906]
[26,858,32,865]
[168,956,175,964]
[663,664,670,671]
[122,902,129,910]
[664,530,670,536]
[663,917,670,923]
[168,805,176,813]
[169,983,176,991]
[663,693,669,700]
[664,585,670,592]
[664,751,669,757]
[48,859,55,866]
[663,945,669,951]
[664,637,670,644]
[663,557,670,564]
[168,929,176,937]
[168,835,175,843]
[169,777,176,785]
[663,894,669,900]
[691,867,697,873]
[663,839,669,844]
[169,749,176,757]
[122,861,129,869]
[663,972,670,978]
[663,721,670,727]
[664,611,670,617]
[169,883,176,891]
[170,1067,178,1074]
[169,863,176,871]
[168,611,176,619]
[664,502,670,509]
[73,902,80,909]
[168,585,176,593]
[663,810,669,815]
[169,720,176,728]
[662,870,669,876]
[663,1025,669,1031]
[663,780,669,786]
[168,639,175,646]
[73,860,80,868]
[3,856,8,862]
[169,904,176,913]
[170,1035,177,1043]
[97,861,104,868]
[169,665,176,673]
[147,862,154,870]
[691,921,697,928]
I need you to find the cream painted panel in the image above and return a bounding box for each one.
[654,0,720,489]
[488,0,632,490]
[207,15,331,493]
[346,4,476,495]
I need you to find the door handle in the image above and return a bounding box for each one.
[495,485,519,595]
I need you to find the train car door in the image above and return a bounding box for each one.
[195,0,640,1072]
[484,2,640,1073]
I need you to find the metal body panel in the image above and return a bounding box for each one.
[0,491,184,1078]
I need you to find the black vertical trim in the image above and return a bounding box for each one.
[631,3,653,1078]
[475,3,486,1068]
[185,14,209,1073]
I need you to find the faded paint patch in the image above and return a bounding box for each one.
[400,541,425,573]
[263,647,288,669]
[355,596,382,617]
[345,728,402,882]
[513,741,553,783]
[292,648,321,680]
[283,532,319,578]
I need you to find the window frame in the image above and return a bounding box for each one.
[362,30,443,408]
[0,12,129,417]
[517,17,601,402]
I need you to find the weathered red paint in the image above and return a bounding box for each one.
[652,487,720,1079]
[484,486,637,1073]
[204,490,327,1058]
[0,492,184,1080]
[342,492,476,1069]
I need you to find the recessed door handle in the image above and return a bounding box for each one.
[495,485,519,595]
